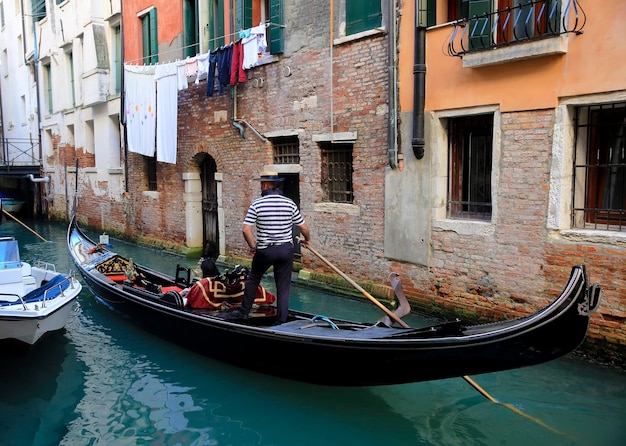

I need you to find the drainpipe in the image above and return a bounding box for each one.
[231,86,246,139]
[387,0,399,169]
[120,0,129,193]
[22,0,46,214]
[412,17,426,160]
[28,174,50,183]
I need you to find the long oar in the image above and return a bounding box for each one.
[303,243,409,328]
[302,243,565,436]
[2,209,48,242]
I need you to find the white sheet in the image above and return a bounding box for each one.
[124,65,157,157]
[155,63,178,164]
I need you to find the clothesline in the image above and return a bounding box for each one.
[124,21,285,65]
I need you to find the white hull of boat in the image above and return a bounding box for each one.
[0,294,78,345]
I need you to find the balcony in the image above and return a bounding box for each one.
[446,0,586,67]
[0,138,41,174]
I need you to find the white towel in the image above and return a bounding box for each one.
[124,65,157,157]
[155,63,178,164]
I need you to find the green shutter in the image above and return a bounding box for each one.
[468,0,491,50]
[149,8,158,63]
[235,0,252,32]
[417,0,436,27]
[346,0,382,35]
[207,0,225,50]
[115,27,122,94]
[269,0,284,54]
[183,0,199,57]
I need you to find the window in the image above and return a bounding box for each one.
[66,51,75,107]
[447,114,493,220]
[141,8,158,64]
[272,136,300,164]
[206,1,283,54]
[183,0,199,57]
[320,143,353,203]
[207,0,225,49]
[43,62,52,114]
[346,0,382,35]
[417,0,436,27]
[30,0,45,22]
[147,155,157,191]
[573,103,626,231]
[113,25,122,94]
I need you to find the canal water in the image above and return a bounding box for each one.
[1,219,625,446]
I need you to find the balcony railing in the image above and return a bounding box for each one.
[1,138,40,167]
[446,0,586,57]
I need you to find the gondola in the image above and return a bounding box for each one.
[67,216,600,386]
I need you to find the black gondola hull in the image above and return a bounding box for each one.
[68,217,599,386]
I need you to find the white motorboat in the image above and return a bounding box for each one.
[0,236,82,348]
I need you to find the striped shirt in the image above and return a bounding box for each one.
[243,193,304,249]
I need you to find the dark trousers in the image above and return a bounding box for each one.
[241,243,294,323]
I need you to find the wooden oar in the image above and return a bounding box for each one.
[301,243,565,436]
[302,243,409,328]
[2,209,48,242]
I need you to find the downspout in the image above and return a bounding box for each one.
[412,11,426,160]
[26,1,46,215]
[120,0,129,193]
[231,86,246,139]
[387,0,399,169]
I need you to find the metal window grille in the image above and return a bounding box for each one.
[272,136,300,164]
[572,102,626,231]
[447,114,493,220]
[320,143,353,203]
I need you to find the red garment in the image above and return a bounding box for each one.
[185,277,275,309]
[230,41,247,86]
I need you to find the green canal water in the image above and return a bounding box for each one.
[1,220,625,445]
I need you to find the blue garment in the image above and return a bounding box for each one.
[206,50,219,97]
[217,45,233,91]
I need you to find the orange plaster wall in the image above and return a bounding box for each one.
[400,0,626,113]
[123,0,183,63]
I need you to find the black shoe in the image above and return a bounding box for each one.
[229,309,248,320]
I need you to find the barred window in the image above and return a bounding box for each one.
[146,155,157,191]
[272,136,300,164]
[573,102,626,231]
[447,114,493,220]
[320,143,353,203]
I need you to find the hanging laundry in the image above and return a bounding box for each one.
[155,63,178,164]
[207,49,219,97]
[177,60,188,90]
[217,45,233,90]
[195,52,210,85]
[124,65,156,157]
[230,40,246,86]
[186,56,198,78]
[242,24,268,70]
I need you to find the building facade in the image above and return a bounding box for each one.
[1,1,623,364]
[0,0,124,220]
[391,0,626,361]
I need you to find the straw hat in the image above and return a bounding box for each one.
[257,170,283,182]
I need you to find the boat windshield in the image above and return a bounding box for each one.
[0,237,21,269]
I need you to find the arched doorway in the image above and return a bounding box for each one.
[200,155,219,258]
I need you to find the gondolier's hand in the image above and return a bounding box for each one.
[296,236,310,248]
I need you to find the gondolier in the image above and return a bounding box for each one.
[233,171,310,324]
